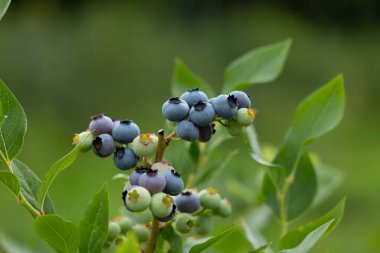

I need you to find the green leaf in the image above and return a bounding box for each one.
[171,59,215,97]
[280,198,345,249]
[263,152,317,220]
[250,244,269,253]
[223,39,291,92]
[313,164,343,205]
[161,224,183,253]
[79,183,109,253]
[0,0,11,21]
[193,149,238,186]
[0,171,20,196]
[189,141,200,165]
[241,205,273,253]
[188,225,239,253]
[38,144,82,212]
[0,79,27,161]
[12,159,54,214]
[33,215,79,253]
[114,232,140,253]
[279,219,334,253]
[274,75,345,173]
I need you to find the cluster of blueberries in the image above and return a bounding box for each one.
[162,88,255,141]
[73,87,253,245]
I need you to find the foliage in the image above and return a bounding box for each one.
[0,1,345,253]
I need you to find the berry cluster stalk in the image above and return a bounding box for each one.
[146,129,176,253]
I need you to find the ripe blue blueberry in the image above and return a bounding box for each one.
[229,90,251,109]
[175,191,201,213]
[92,134,116,157]
[162,97,190,121]
[213,94,238,119]
[89,114,114,136]
[112,120,140,144]
[163,170,184,196]
[189,102,216,126]
[180,88,208,107]
[138,169,166,194]
[130,167,148,185]
[114,147,139,170]
[198,124,216,142]
[208,97,216,106]
[176,120,199,141]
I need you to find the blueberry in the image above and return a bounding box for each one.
[236,108,255,126]
[155,204,177,222]
[151,161,174,173]
[138,169,166,194]
[213,95,238,119]
[198,188,221,210]
[114,147,139,170]
[122,186,151,212]
[208,97,216,106]
[189,102,216,126]
[216,198,232,217]
[229,91,251,109]
[180,88,208,107]
[195,216,213,235]
[131,224,150,243]
[73,130,94,152]
[130,167,149,185]
[131,133,158,157]
[163,170,184,196]
[112,120,140,144]
[162,97,190,121]
[175,191,201,213]
[198,124,216,142]
[89,114,113,136]
[92,134,116,157]
[150,193,174,218]
[118,217,134,234]
[107,222,121,242]
[176,120,199,141]
[175,213,196,233]
[226,120,242,136]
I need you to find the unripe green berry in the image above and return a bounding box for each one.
[107,222,121,241]
[131,133,158,157]
[198,188,222,210]
[131,224,150,242]
[150,193,174,219]
[151,161,174,173]
[118,217,134,234]
[236,108,255,126]
[216,198,232,217]
[73,130,94,152]
[195,216,213,235]
[226,120,242,136]
[124,186,151,212]
[175,213,196,233]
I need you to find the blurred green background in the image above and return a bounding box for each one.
[0,0,379,252]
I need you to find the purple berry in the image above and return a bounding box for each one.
[92,134,115,157]
[198,124,216,142]
[130,167,149,185]
[175,191,201,213]
[89,114,113,136]
[138,169,166,194]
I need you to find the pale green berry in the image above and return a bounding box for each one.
[124,186,151,212]
[73,130,94,152]
[195,216,213,235]
[131,224,150,242]
[131,133,158,157]
[216,198,232,217]
[236,108,255,126]
[107,222,121,241]
[198,188,222,210]
[150,193,174,219]
[226,120,242,136]
[151,161,174,173]
[118,217,134,234]
[175,213,196,233]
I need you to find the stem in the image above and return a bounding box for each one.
[146,129,176,253]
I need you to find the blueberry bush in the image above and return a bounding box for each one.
[0,1,346,253]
